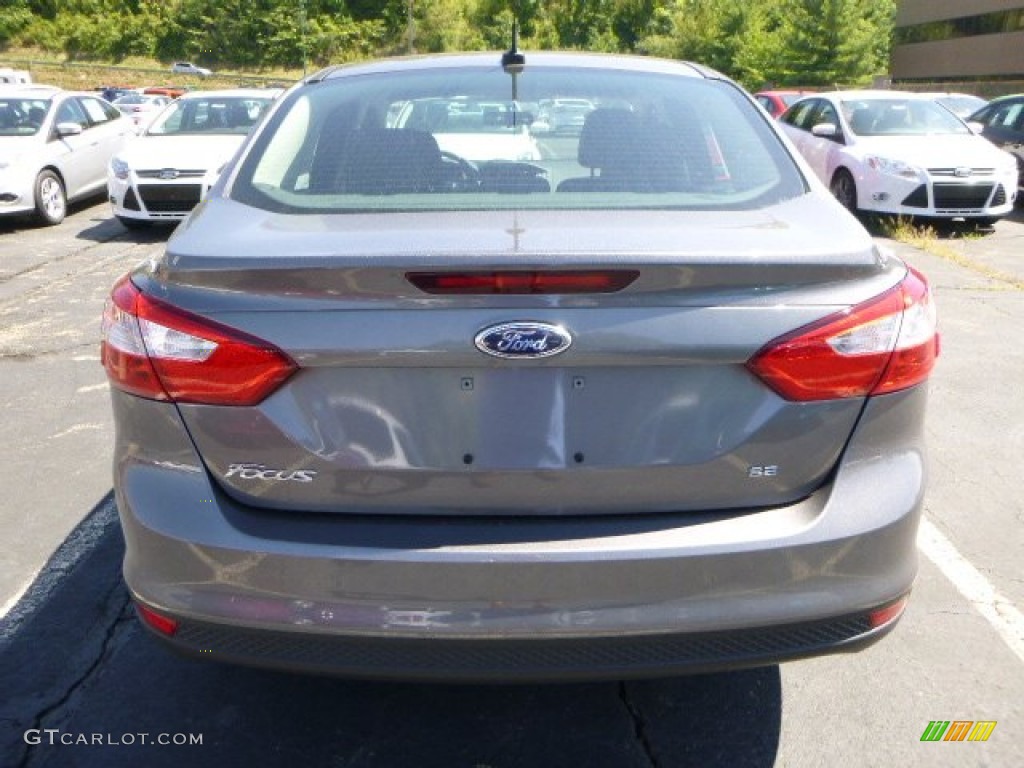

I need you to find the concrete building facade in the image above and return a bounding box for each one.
[891,0,1024,89]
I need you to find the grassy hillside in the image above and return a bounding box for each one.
[1,48,300,91]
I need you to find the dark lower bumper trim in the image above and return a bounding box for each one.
[141,606,901,682]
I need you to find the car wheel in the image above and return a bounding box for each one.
[117,216,151,231]
[34,170,67,225]
[829,169,858,214]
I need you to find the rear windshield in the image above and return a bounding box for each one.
[232,65,806,213]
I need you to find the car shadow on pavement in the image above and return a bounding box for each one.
[75,217,177,245]
[0,198,109,237]
[2,495,783,768]
[0,202,174,244]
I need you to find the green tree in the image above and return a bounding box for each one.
[306,15,386,66]
[408,0,485,53]
[638,0,892,89]
[730,1,788,87]
[533,0,618,50]
[153,0,212,64]
[775,0,895,86]
[611,0,663,51]
[0,1,34,46]
[473,0,544,49]
[639,0,749,73]
[27,1,59,21]
[1,0,898,83]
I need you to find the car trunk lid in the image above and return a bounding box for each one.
[133,197,904,516]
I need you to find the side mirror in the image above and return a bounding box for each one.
[811,122,838,138]
[56,122,83,137]
[966,121,985,135]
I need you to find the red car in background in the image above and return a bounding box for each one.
[143,85,189,99]
[754,90,816,119]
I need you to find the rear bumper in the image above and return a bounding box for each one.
[115,387,927,680]
[143,607,903,682]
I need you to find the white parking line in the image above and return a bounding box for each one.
[918,516,1024,664]
[49,423,104,439]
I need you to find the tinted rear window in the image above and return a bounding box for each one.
[233,65,805,213]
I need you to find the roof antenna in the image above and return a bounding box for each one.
[501,20,526,75]
[502,16,525,103]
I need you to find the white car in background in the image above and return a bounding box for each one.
[0,85,133,225]
[779,90,1018,225]
[392,98,542,162]
[107,88,279,229]
[112,93,172,131]
[531,98,595,134]
[170,62,212,77]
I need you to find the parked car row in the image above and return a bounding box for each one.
[97,85,192,128]
[0,83,280,227]
[777,89,1019,224]
[99,84,191,104]
[3,78,1021,232]
[757,88,988,122]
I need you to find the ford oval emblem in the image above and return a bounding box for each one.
[474,322,572,360]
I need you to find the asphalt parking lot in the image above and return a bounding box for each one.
[1,201,1022,767]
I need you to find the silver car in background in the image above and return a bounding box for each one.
[102,52,938,681]
[0,85,132,225]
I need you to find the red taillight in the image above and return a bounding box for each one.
[747,267,937,401]
[135,603,179,636]
[406,270,639,294]
[101,275,296,406]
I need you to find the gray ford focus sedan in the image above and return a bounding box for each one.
[102,51,938,681]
